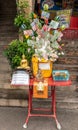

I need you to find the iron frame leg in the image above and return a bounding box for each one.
[52,86,61,130]
[23,85,61,129]
[23,86,33,128]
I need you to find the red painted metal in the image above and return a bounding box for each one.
[62,16,78,40]
[70,16,78,28]
[23,78,72,129]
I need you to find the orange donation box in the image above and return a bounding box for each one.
[33,79,48,98]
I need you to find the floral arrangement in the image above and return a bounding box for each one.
[4,2,65,70]
[23,4,65,62]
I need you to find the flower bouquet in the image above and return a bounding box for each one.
[23,4,65,77]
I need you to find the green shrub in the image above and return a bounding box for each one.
[4,39,35,70]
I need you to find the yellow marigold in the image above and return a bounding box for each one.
[34,13,37,19]
[25,35,29,39]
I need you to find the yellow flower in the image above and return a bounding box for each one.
[34,13,37,19]
[61,44,64,46]
[40,58,47,62]
[25,35,29,39]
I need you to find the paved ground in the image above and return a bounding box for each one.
[0,106,78,130]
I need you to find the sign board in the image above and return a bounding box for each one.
[11,69,29,85]
[39,62,50,70]
[56,9,72,28]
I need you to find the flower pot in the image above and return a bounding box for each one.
[32,55,53,78]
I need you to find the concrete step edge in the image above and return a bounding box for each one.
[0,98,28,107]
[0,98,78,110]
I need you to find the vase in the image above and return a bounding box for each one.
[32,55,53,78]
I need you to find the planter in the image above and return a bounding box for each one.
[32,55,53,78]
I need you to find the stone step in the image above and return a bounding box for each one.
[62,30,78,40]
[0,36,18,42]
[0,20,15,25]
[33,98,78,110]
[54,64,78,71]
[56,57,78,65]
[0,33,18,37]
[0,54,11,61]
[0,14,16,19]
[0,98,78,109]
[0,72,11,82]
[0,88,28,99]
[0,24,18,29]
[62,39,78,46]
[0,13,16,16]
[0,87,78,109]
[0,17,16,22]
[65,49,78,57]
[0,83,10,89]
[0,98,28,107]
[0,21,16,26]
[0,27,17,31]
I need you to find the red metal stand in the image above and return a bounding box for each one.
[23,78,71,129]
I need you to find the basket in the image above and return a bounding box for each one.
[52,70,70,81]
[32,55,53,78]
